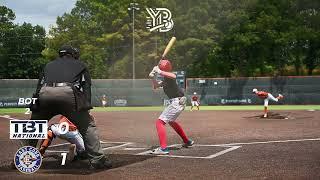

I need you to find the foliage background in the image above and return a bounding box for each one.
[0,0,319,79]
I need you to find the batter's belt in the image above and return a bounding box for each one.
[168,96,187,105]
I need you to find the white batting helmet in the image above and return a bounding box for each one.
[252,88,258,93]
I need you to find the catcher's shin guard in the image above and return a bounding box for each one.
[39,130,55,155]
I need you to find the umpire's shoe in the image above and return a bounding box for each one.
[89,157,112,170]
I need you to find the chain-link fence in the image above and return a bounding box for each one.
[0,76,319,107]
[186,76,320,105]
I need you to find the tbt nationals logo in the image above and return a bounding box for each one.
[10,120,47,139]
[146,8,174,32]
[14,146,42,174]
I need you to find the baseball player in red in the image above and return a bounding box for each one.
[252,88,284,118]
[149,59,194,154]
[39,115,85,161]
[190,92,200,111]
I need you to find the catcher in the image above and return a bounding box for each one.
[148,59,194,155]
[252,88,284,118]
[39,115,86,161]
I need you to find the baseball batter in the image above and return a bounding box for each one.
[149,59,194,155]
[39,115,85,161]
[190,92,200,111]
[252,88,284,118]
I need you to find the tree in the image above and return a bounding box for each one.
[0,6,46,79]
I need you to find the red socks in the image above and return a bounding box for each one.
[169,121,189,144]
[156,119,189,149]
[156,119,167,149]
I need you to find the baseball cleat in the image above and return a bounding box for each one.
[263,114,268,118]
[150,147,169,155]
[183,139,194,148]
[89,158,112,170]
[67,144,76,162]
[278,94,284,99]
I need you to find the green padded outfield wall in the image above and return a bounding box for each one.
[0,79,167,107]
[186,76,320,105]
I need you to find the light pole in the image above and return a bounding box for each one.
[128,2,139,80]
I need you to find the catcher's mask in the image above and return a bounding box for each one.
[158,59,172,72]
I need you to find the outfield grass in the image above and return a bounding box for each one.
[0,105,319,114]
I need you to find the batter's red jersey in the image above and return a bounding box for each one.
[192,95,198,101]
[256,91,268,99]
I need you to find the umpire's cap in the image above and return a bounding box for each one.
[58,45,75,57]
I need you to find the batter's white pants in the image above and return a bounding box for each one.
[159,97,185,123]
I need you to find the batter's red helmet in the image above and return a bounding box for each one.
[158,59,172,72]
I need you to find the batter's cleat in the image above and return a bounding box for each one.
[182,139,194,148]
[67,144,76,162]
[263,114,268,118]
[150,147,169,155]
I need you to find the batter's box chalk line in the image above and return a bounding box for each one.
[137,144,241,159]
[46,141,135,153]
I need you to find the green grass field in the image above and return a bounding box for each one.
[0,105,319,114]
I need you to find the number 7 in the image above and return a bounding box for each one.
[61,152,67,165]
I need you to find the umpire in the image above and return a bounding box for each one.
[25,45,111,169]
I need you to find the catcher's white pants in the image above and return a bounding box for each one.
[264,93,278,107]
[191,101,199,106]
[159,97,185,123]
[50,124,85,152]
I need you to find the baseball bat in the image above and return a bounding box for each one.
[149,37,176,78]
[161,37,176,60]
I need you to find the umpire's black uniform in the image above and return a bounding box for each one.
[25,45,111,169]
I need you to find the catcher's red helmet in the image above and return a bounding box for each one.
[158,59,172,72]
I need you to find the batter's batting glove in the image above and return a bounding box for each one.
[153,66,162,74]
[149,71,155,78]
[149,67,156,78]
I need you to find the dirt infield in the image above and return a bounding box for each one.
[1,110,320,179]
